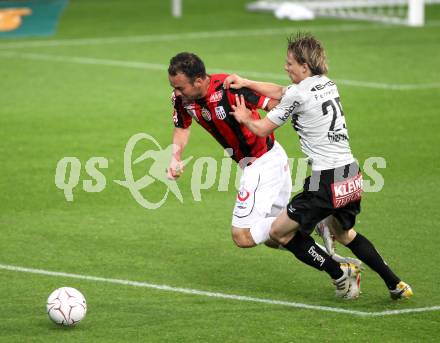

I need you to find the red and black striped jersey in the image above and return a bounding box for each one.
[171,74,275,165]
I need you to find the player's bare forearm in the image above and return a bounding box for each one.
[230,94,279,137]
[241,118,271,137]
[168,127,190,179]
[266,98,279,111]
[171,127,190,160]
[245,80,285,100]
[224,74,284,100]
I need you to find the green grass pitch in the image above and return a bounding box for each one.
[1,0,440,342]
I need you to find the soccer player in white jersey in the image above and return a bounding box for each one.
[224,33,412,300]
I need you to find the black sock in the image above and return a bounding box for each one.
[346,233,400,290]
[284,232,343,280]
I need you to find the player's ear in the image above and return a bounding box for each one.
[302,63,310,74]
[193,77,203,87]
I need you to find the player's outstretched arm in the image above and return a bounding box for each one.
[224,74,285,100]
[230,94,278,137]
[167,127,190,180]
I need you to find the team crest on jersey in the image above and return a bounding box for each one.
[209,91,223,103]
[201,108,212,121]
[184,105,198,121]
[215,106,227,120]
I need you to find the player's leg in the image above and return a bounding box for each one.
[269,208,359,298]
[231,217,277,248]
[326,215,355,244]
[269,208,300,244]
[231,217,280,248]
[315,216,336,254]
[231,172,279,248]
[269,190,361,299]
[315,216,362,267]
[270,208,342,278]
[230,164,264,248]
[330,213,413,299]
[230,227,256,248]
[262,144,293,249]
[231,141,291,249]
[231,182,288,248]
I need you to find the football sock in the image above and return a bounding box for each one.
[346,233,400,289]
[250,217,276,245]
[283,232,343,280]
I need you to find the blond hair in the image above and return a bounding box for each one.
[287,32,328,75]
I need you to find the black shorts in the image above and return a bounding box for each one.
[286,162,362,235]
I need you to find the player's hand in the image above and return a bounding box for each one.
[223,74,247,90]
[166,158,184,180]
[230,94,252,124]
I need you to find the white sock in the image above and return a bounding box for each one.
[250,217,276,245]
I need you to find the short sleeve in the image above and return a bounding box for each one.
[231,87,270,110]
[267,86,301,126]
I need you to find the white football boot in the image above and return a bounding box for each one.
[333,263,361,300]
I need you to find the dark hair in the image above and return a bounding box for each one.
[287,32,328,75]
[168,52,207,83]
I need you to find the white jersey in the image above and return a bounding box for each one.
[267,75,355,170]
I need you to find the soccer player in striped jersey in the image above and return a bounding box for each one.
[225,33,412,300]
[167,52,292,251]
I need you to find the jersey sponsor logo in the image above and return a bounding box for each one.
[201,108,212,121]
[279,101,300,122]
[328,131,349,143]
[311,80,335,92]
[331,173,363,208]
[215,106,227,120]
[209,90,223,103]
[308,246,326,267]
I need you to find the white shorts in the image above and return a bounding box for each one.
[232,141,292,228]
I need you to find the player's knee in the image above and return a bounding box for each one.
[334,228,356,245]
[264,239,281,250]
[269,211,300,245]
[231,228,255,248]
[270,230,294,246]
[268,229,282,243]
[269,226,293,245]
[269,221,292,245]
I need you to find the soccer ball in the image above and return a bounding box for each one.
[46,287,87,326]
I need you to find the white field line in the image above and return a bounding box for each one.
[0,24,403,50]
[1,50,439,90]
[1,21,440,50]
[1,263,439,317]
